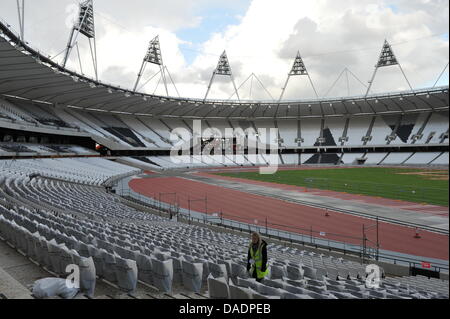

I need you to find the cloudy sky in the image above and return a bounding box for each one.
[0,0,448,101]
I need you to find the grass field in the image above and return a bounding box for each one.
[216,167,449,206]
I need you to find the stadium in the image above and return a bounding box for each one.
[0,0,448,301]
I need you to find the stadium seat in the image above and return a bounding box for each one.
[208,262,229,283]
[101,251,118,283]
[135,253,153,285]
[114,257,138,294]
[229,281,253,299]
[151,258,173,293]
[181,260,203,293]
[72,253,96,298]
[207,274,229,299]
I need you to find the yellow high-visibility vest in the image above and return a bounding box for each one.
[250,244,269,279]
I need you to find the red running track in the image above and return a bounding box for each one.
[195,172,449,217]
[129,176,449,261]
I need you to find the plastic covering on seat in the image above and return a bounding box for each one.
[230,262,249,283]
[72,253,96,298]
[87,245,105,278]
[269,264,287,280]
[136,253,153,285]
[229,281,253,299]
[250,288,281,299]
[286,264,303,280]
[208,262,229,283]
[114,257,138,293]
[102,251,117,283]
[284,284,306,295]
[236,277,262,291]
[281,291,313,299]
[38,237,51,268]
[207,274,229,299]
[262,278,286,290]
[172,257,183,285]
[151,258,173,293]
[181,260,203,293]
[47,239,63,275]
[59,246,74,275]
[303,265,317,279]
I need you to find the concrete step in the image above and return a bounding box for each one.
[0,266,33,299]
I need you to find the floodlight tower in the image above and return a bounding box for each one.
[62,0,98,81]
[204,51,240,102]
[16,0,25,41]
[365,40,413,97]
[279,51,319,102]
[133,36,169,96]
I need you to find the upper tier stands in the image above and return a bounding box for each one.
[0,143,97,157]
[0,98,75,129]
[1,97,447,151]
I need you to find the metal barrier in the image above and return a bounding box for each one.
[117,186,449,272]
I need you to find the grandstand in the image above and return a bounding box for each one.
[0,1,448,300]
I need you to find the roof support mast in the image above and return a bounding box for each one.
[204,51,240,102]
[134,36,170,96]
[433,62,449,88]
[16,0,25,41]
[279,51,319,102]
[365,40,413,97]
[62,0,98,81]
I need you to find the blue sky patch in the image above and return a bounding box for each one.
[177,1,251,65]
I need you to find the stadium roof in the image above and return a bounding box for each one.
[0,20,448,119]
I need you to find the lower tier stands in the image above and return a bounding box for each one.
[0,158,447,299]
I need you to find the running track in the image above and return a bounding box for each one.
[129,176,449,261]
[194,171,449,217]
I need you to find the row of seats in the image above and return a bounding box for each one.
[0,158,140,186]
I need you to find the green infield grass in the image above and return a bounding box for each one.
[215,167,449,206]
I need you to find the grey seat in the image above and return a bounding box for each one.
[250,289,281,299]
[229,281,253,299]
[38,237,51,269]
[306,285,327,294]
[114,257,138,294]
[208,262,228,283]
[59,246,74,275]
[270,264,287,280]
[286,265,303,280]
[256,284,282,297]
[369,289,387,299]
[75,241,90,258]
[172,257,183,285]
[329,291,357,299]
[151,258,173,293]
[181,261,204,293]
[101,251,118,283]
[284,284,306,295]
[136,253,153,285]
[303,265,317,280]
[315,267,328,281]
[230,262,248,284]
[281,291,313,299]
[72,253,96,298]
[207,274,229,299]
[88,245,106,278]
[47,240,63,275]
[262,279,285,290]
[236,277,262,291]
